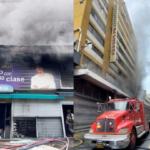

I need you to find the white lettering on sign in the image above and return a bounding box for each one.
[4,72,12,76]
[0,86,9,91]
[6,77,25,82]
[0,70,3,74]
[0,76,4,80]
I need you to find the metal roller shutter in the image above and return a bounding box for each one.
[37,117,63,138]
[13,100,61,117]
[74,95,100,131]
[74,78,114,131]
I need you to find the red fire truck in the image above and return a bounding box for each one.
[84,98,150,150]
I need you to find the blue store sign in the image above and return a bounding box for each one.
[0,84,13,92]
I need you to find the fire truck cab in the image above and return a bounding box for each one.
[84,99,150,150]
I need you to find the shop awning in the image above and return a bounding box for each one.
[0,93,65,99]
[74,69,132,98]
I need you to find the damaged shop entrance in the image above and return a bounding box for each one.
[13,117,36,138]
[0,100,11,139]
[62,104,74,137]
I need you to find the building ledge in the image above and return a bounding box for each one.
[74,69,131,98]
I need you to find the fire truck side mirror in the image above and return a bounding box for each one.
[136,109,140,113]
[136,103,140,113]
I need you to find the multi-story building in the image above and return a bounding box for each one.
[74,0,137,131]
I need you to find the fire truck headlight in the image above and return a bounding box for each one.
[97,123,101,129]
[118,127,129,134]
[89,128,93,133]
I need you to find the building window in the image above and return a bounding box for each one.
[121,22,125,30]
[91,8,106,33]
[122,7,129,28]
[82,55,102,76]
[117,43,134,70]
[79,0,85,4]
[106,73,115,84]
[117,33,134,65]
[94,0,107,20]
[92,45,103,58]
[102,0,108,10]
[127,35,130,42]
[121,30,124,38]
[126,18,129,27]
[88,23,105,46]
[118,69,126,79]
[110,63,119,74]
[116,54,133,76]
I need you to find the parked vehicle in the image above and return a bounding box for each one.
[84,98,150,150]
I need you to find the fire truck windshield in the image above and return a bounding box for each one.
[106,102,129,111]
[98,101,130,112]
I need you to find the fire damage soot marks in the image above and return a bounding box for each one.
[0,45,73,90]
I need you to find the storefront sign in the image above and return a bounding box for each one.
[0,63,61,90]
[0,84,13,92]
[0,46,73,90]
[110,2,118,62]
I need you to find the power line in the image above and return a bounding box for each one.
[129,0,146,14]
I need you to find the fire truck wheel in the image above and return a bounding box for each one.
[126,128,137,150]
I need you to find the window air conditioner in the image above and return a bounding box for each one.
[85,39,92,49]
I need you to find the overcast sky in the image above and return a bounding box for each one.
[124,0,150,94]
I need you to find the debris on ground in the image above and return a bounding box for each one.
[0,138,74,150]
[10,140,35,145]
[29,145,59,150]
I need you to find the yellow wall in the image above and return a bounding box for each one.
[74,0,136,80]
[74,0,93,49]
[102,0,114,78]
[74,0,115,78]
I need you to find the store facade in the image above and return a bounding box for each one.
[0,46,74,139]
[0,94,73,139]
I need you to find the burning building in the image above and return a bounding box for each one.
[74,0,137,131]
[0,46,74,139]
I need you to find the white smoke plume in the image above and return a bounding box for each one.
[124,0,150,100]
[0,0,73,45]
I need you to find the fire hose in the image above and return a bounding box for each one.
[73,138,83,147]
[66,122,83,147]
[1,137,73,150]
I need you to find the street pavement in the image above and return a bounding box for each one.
[74,131,150,150]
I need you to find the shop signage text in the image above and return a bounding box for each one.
[0,84,13,92]
[110,3,118,62]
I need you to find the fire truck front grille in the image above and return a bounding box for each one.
[106,119,115,132]
[96,119,115,132]
[96,119,105,132]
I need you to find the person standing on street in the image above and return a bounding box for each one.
[66,109,74,137]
